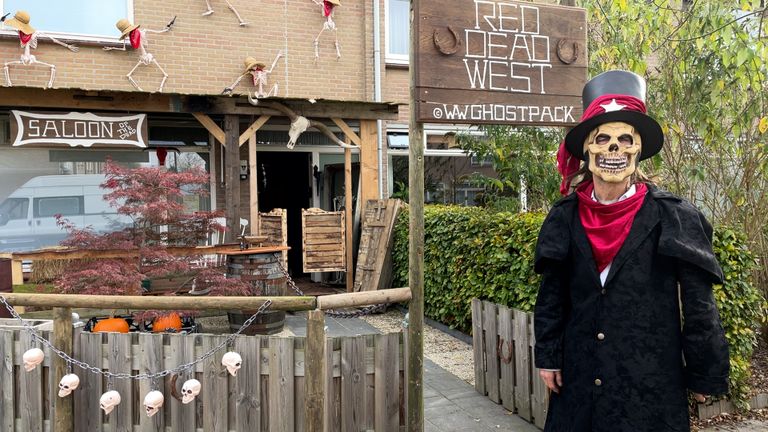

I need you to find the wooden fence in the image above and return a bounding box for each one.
[0,328,405,432]
[471,299,547,429]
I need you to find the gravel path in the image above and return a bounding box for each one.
[360,308,476,386]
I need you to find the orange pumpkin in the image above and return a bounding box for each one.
[153,313,183,333]
[93,317,130,333]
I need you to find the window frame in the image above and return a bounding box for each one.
[0,0,134,44]
[384,0,409,65]
[34,196,84,218]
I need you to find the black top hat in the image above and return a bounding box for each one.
[564,70,663,161]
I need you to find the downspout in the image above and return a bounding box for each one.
[373,0,384,198]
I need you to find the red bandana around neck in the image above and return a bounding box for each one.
[129,29,141,49]
[18,31,32,45]
[576,181,648,272]
[557,94,647,195]
[323,1,335,17]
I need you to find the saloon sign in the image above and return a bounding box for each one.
[416,1,587,125]
[10,111,148,148]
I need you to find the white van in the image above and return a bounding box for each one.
[0,174,131,252]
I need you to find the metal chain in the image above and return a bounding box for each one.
[0,295,272,380]
[275,259,387,318]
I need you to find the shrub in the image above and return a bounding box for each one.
[392,204,767,405]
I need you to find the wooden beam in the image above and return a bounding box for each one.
[304,310,326,432]
[359,119,380,203]
[192,112,226,145]
[249,133,259,236]
[52,307,73,432]
[210,98,400,120]
[239,115,271,147]
[345,147,354,292]
[225,115,242,242]
[316,287,411,310]
[2,293,316,311]
[330,118,362,147]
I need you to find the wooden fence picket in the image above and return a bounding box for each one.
[471,299,486,395]
[0,330,13,432]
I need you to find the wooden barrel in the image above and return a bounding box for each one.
[226,252,286,335]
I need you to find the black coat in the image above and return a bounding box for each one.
[533,186,729,432]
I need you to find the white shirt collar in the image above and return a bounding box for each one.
[591,183,637,204]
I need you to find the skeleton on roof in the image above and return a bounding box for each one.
[222,51,283,103]
[103,17,176,92]
[1,10,79,88]
[201,0,248,26]
[311,0,341,60]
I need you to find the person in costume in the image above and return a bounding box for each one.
[533,70,729,432]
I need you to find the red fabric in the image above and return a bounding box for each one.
[129,29,141,49]
[156,148,168,166]
[323,1,335,17]
[576,181,647,272]
[18,31,32,45]
[558,94,647,195]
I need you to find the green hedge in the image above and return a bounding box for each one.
[392,204,766,405]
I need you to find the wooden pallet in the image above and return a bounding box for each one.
[353,199,403,292]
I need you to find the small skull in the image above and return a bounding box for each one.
[181,378,201,404]
[58,373,80,397]
[143,390,164,417]
[99,390,121,415]
[22,348,44,372]
[222,351,242,377]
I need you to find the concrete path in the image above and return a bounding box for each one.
[699,420,768,432]
[423,359,540,432]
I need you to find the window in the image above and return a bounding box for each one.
[1,0,133,42]
[34,196,83,217]
[0,197,28,222]
[470,154,493,167]
[386,0,409,64]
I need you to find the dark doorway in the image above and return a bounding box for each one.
[257,152,312,276]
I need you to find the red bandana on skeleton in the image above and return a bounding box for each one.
[557,94,647,195]
[18,31,32,45]
[323,1,335,17]
[129,28,141,49]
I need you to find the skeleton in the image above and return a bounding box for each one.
[181,379,202,404]
[311,0,341,59]
[58,374,80,397]
[22,347,44,372]
[222,351,242,376]
[103,17,176,93]
[583,121,642,183]
[143,390,164,417]
[201,0,249,26]
[100,391,122,415]
[1,11,79,88]
[223,51,283,103]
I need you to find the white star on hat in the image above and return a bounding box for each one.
[600,99,627,113]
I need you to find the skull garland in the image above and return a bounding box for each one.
[583,121,642,183]
[143,390,165,417]
[100,390,122,415]
[22,348,44,372]
[222,351,242,376]
[181,379,202,404]
[58,373,80,397]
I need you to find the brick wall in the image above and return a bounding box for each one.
[0,0,372,101]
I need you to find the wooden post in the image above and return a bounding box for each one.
[407,0,425,430]
[344,147,354,292]
[359,119,380,202]
[52,307,73,432]
[305,310,326,431]
[225,114,241,242]
[249,133,259,235]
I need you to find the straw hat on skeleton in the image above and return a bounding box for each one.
[4,10,35,35]
[244,57,266,72]
[115,18,140,40]
[327,0,341,4]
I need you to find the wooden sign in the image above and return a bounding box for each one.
[9,110,148,148]
[302,208,346,273]
[416,1,587,125]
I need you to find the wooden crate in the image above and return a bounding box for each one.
[301,209,345,273]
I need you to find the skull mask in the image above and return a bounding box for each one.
[222,351,242,377]
[99,390,122,415]
[22,348,45,372]
[58,373,80,397]
[584,121,642,183]
[143,390,164,417]
[181,378,201,404]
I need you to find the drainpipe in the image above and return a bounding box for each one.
[373,0,384,198]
